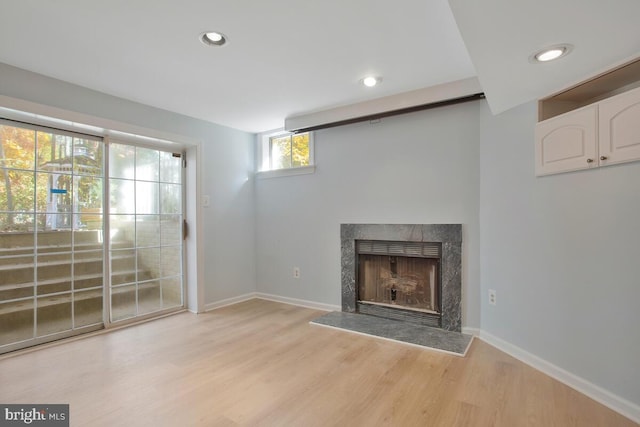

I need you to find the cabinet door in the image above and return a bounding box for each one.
[599,86,640,166]
[535,105,598,176]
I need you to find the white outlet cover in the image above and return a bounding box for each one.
[202,195,210,207]
[489,289,497,305]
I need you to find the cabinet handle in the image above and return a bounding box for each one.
[586,158,594,163]
[600,156,608,161]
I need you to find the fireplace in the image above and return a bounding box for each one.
[341,224,462,332]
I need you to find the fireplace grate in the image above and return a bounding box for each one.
[357,240,441,258]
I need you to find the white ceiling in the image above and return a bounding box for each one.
[449,0,640,115]
[0,1,638,133]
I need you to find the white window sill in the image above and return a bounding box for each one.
[256,165,316,179]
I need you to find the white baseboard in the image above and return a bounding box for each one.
[255,293,340,312]
[204,292,340,313]
[204,293,257,312]
[462,327,480,337]
[479,330,640,424]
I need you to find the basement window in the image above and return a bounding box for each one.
[257,130,315,178]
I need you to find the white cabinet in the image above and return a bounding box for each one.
[598,86,640,166]
[535,86,640,176]
[535,105,597,176]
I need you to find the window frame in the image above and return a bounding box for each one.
[256,129,315,179]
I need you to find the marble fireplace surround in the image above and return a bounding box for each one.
[341,224,462,332]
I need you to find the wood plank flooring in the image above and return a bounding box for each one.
[0,299,636,426]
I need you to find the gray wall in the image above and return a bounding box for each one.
[479,100,640,405]
[0,62,256,306]
[4,59,638,407]
[203,134,255,302]
[255,102,481,328]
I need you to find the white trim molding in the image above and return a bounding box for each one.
[479,330,640,424]
[0,95,199,149]
[255,165,316,180]
[204,293,258,312]
[462,327,480,337]
[204,293,338,313]
[255,293,339,312]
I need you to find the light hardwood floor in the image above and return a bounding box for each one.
[0,299,636,426]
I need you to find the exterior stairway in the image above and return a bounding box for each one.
[0,230,159,348]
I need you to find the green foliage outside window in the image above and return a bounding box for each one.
[270,133,310,170]
[0,124,103,232]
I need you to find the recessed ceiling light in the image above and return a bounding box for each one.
[530,44,573,63]
[362,76,382,87]
[201,31,228,47]
[537,49,564,61]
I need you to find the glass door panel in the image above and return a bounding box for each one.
[108,142,183,322]
[0,122,104,353]
[111,284,136,321]
[138,280,161,315]
[0,300,34,346]
[161,277,182,309]
[1,123,37,349]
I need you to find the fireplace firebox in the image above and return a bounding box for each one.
[356,240,442,327]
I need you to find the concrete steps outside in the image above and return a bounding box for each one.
[0,230,165,330]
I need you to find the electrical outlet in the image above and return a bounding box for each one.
[489,289,497,306]
[202,195,210,207]
[293,267,300,279]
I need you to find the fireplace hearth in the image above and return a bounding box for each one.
[341,224,462,332]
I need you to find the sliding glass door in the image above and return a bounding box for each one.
[0,121,104,351]
[108,143,184,322]
[0,121,185,353]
